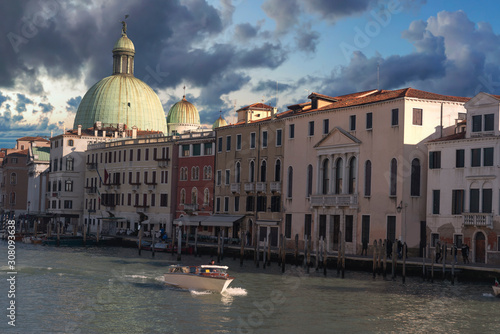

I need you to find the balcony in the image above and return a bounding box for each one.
[244,183,254,192]
[147,184,156,191]
[270,182,281,193]
[156,158,170,168]
[182,203,198,211]
[256,182,267,193]
[230,183,241,193]
[86,187,97,194]
[135,205,149,212]
[463,213,493,227]
[86,162,98,170]
[310,194,358,207]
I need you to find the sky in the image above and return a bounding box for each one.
[2,0,500,148]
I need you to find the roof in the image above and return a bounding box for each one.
[17,136,49,142]
[237,103,273,111]
[427,131,466,143]
[31,146,50,161]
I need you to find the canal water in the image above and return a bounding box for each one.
[1,242,499,334]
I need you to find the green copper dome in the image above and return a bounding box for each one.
[73,75,168,133]
[212,115,227,129]
[167,96,200,125]
[73,26,167,133]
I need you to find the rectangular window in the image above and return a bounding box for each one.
[216,170,222,186]
[432,190,440,214]
[225,170,230,185]
[192,144,201,156]
[472,115,482,132]
[217,137,223,153]
[182,145,190,157]
[160,194,168,207]
[276,129,282,146]
[145,148,149,161]
[349,115,356,131]
[470,188,480,213]
[250,132,256,149]
[236,134,242,150]
[151,194,155,207]
[484,113,494,131]
[308,121,314,136]
[391,108,398,126]
[224,197,229,212]
[123,150,127,162]
[429,151,441,169]
[345,215,353,242]
[387,216,396,241]
[226,136,231,151]
[413,108,422,125]
[246,196,255,212]
[285,214,292,239]
[289,124,295,139]
[451,190,464,215]
[270,195,281,212]
[323,119,329,134]
[483,188,492,213]
[483,148,494,166]
[137,149,141,161]
[366,112,372,130]
[64,200,73,209]
[256,196,267,212]
[129,149,133,162]
[471,148,481,167]
[127,193,131,206]
[431,233,439,247]
[262,131,268,148]
[456,149,465,168]
[361,215,370,245]
[304,214,312,238]
[216,198,221,213]
[204,143,212,155]
[234,196,240,212]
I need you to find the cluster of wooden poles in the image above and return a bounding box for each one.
[137,228,460,285]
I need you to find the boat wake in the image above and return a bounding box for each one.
[124,274,149,280]
[222,287,247,296]
[190,289,213,296]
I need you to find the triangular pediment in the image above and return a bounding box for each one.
[465,92,500,109]
[314,127,361,149]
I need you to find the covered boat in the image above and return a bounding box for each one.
[164,265,234,293]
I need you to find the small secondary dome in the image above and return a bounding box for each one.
[212,113,227,129]
[167,95,201,135]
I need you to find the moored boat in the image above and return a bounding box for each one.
[164,265,234,293]
[493,285,500,297]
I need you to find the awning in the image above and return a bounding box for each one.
[173,216,208,226]
[200,215,245,227]
[256,219,281,226]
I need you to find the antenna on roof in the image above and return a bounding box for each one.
[183,85,186,98]
[377,63,380,91]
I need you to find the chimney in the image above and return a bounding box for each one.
[132,126,137,139]
[78,125,82,136]
[272,107,277,120]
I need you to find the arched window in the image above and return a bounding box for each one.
[66,157,74,171]
[191,188,198,205]
[307,164,313,196]
[235,162,241,183]
[10,173,17,185]
[390,158,397,196]
[249,160,255,182]
[287,166,293,198]
[322,159,329,195]
[204,188,210,205]
[180,188,186,204]
[275,159,281,182]
[204,166,212,180]
[364,160,372,197]
[335,158,343,194]
[191,167,198,180]
[411,158,421,196]
[348,157,356,194]
[260,160,267,182]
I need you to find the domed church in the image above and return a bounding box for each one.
[73,22,168,133]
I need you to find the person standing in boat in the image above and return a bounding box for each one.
[435,241,442,263]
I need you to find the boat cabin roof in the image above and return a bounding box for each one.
[200,265,228,270]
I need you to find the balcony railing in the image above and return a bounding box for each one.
[86,187,97,194]
[310,194,358,207]
[463,213,493,227]
[256,182,267,193]
[147,184,156,191]
[182,203,198,211]
[157,160,169,168]
[244,183,254,192]
[270,182,281,193]
[230,183,240,193]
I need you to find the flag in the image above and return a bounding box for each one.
[104,169,109,184]
[495,278,499,286]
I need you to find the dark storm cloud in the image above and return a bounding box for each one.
[294,25,320,53]
[234,23,259,41]
[38,102,54,113]
[0,91,10,108]
[309,10,500,99]
[15,93,34,113]
[66,96,82,113]
[252,80,293,94]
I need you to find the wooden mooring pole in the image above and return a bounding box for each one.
[402,243,407,284]
[373,239,377,278]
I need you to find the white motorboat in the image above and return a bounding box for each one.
[493,285,500,297]
[164,265,234,293]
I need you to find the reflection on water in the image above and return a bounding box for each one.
[0,243,498,334]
